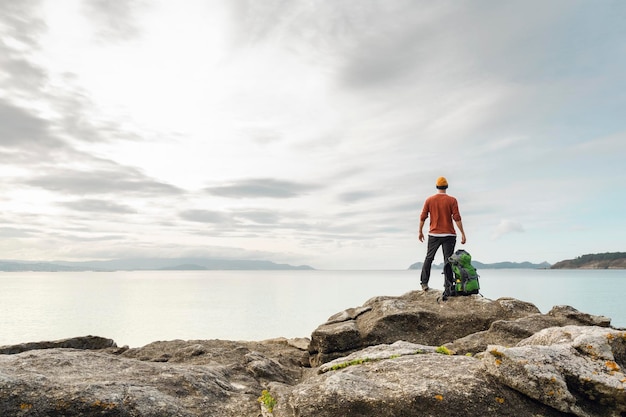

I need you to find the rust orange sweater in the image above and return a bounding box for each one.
[420,193,461,236]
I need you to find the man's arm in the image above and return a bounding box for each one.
[455,219,466,244]
[418,219,426,242]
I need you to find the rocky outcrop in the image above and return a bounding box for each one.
[446,304,612,355]
[280,341,570,417]
[0,289,622,417]
[0,337,310,417]
[272,326,626,417]
[484,325,626,416]
[0,335,116,354]
[308,290,541,365]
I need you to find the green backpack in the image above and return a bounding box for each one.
[443,249,480,299]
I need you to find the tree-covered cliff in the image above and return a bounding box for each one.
[551,252,626,269]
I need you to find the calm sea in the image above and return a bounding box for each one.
[0,269,623,348]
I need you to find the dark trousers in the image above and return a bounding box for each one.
[420,235,456,287]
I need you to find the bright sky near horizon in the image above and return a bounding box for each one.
[0,0,624,269]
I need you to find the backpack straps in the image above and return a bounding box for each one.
[459,266,470,292]
[441,263,455,301]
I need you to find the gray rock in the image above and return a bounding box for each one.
[245,351,292,383]
[446,304,612,355]
[548,305,612,327]
[0,335,116,354]
[484,326,626,417]
[318,340,438,374]
[309,290,541,366]
[0,338,309,417]
[120,338,307,385]
[278,348,569,417]
[281,337,311,351]
[0,348,248,416]
[325,306,372,324]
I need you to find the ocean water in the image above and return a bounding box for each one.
[0,269,623,348]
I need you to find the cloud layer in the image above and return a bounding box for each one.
[0,0,624,268]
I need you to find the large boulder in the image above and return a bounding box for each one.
[0,349,245,416]
[120,337,310,370]
[308,290,541,366]
[484,326,626,417]
[446,304,612,355]
[0,335,117,354]
[273,341,570,417]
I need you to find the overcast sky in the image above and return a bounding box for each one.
[0,0,624,269]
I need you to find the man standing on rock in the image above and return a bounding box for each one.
[418,176,466,291]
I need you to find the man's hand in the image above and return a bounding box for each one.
[454,220,467,245]
[418,231,425,242]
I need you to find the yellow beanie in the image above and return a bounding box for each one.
[436,176,448,189]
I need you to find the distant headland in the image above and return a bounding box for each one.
[550,252,626,269]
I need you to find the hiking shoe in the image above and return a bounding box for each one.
[421,284,429,291]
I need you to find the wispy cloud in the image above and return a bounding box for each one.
[25,167,184,196]
[337,191,377,203]
[491,219,525,240]
[0,226,37,238]
[232,209,282,225]
[0,100,62,150]
[0,1,48,92]
[80,0,148,43]
[180,209,229,225]
[60,199,137,214]
[204,178,320,199]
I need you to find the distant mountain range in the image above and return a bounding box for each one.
[410,252,626,270]
[408,260,551,270]
[0,258,314,272]
[5,253,621,272]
